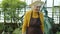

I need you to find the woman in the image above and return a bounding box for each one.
[22,1,44,34]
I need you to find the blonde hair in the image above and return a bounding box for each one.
[29,1,44,7]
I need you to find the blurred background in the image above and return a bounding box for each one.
[0,0,60,34]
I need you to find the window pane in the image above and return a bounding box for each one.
[25,0,32,5]
[47,0,53,7]
[54,0,60,6]
[47,8,52,18]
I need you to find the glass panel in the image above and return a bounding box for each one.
[54,7,59,16]
[54,0,60,6]
[0,16,4,22]
[47,0,53,7]
[47,8,52,18]
[25,0,32,5]
[54,7,59,24]
[0,11,4,23]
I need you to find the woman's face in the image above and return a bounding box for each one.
[34,5,41,11]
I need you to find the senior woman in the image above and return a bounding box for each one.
[22,1,44,34]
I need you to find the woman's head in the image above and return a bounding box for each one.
[33,4,41,11]
[29,1,44,12]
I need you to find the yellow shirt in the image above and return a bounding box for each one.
[22,10,44,34]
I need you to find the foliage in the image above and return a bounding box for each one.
[2,0,26,8]
[1,0,26,23]
[1,0,26,34]
[12,28,22,34]
[0,23,4,30]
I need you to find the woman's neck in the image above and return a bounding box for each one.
[32,10,39,15]
[33,10,39,12]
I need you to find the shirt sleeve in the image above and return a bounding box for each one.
[40,12,44,33]
[22,12,28,34]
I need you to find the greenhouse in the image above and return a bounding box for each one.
[0,0,60,34]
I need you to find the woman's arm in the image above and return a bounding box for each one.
[22,12,28,34]
[40,12,44,33]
